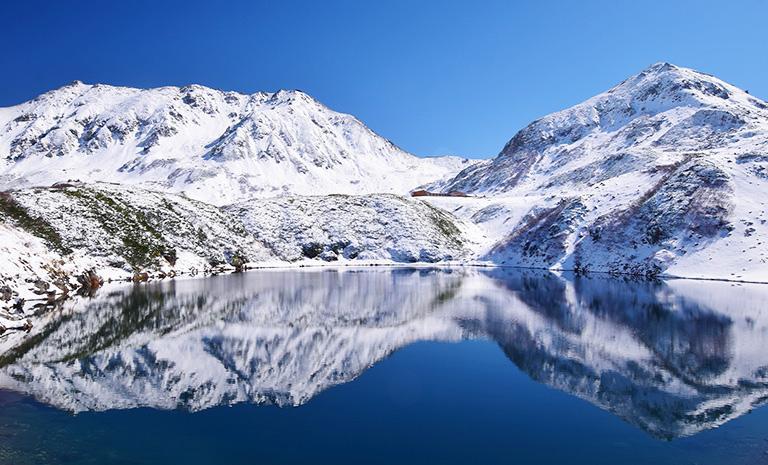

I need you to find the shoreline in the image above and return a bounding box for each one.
[2,259,766,335]
[241,260,768,285]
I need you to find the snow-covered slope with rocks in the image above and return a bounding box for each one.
[228,194,469,262]
[0,182,270,325]
[0,182,469,317]
[435,63,768,280]
[0,82,474,204]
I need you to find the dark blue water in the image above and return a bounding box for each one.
[1,268,767,464]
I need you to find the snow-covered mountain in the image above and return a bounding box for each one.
[0,82,474,204]
[1,62,767,303]
[431,63,768,280]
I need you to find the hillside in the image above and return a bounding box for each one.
[0,183,468,320]
[228,194,468,263]
[1,62,767,308]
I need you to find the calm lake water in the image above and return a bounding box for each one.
[0,267,767,464]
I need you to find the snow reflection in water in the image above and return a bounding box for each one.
[0,267,767,439]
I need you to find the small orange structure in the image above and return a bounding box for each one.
[410,190,469,198]
[410,190,430,197]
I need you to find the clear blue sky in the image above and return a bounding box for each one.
[1,0,766,158]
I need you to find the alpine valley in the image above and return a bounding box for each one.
[1,62,767,327]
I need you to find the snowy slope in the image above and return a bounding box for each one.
[227,194,469,262]
[0,182,272,321]
[0,182,470,315]
[1,182,271,272]
[0,82,475,204]
[435,63,768,280]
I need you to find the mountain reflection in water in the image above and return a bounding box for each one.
[0,267,766,440]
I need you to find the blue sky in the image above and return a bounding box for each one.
[2,0,765,158]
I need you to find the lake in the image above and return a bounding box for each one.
[0,267,767,464]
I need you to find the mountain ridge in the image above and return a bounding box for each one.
[439,62,768,194]
[0,81,474,204]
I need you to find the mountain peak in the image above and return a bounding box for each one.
[616,62,747,103]
[642,61,679,74]
[632,62,700,83]
[267,88,316,105]
[440,63,766,194]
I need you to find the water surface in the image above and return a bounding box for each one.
[0,268,767,464]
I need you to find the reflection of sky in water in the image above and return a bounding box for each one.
[0,268,767,443]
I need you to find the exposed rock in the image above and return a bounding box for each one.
[0,285,12,301]
[76,269,103,292]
